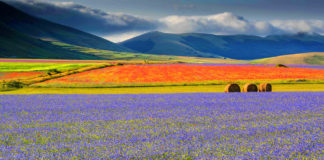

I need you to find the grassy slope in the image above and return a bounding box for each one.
[2,84,324,94]
[49,40,244,63]
[0,1,130,52]
[250,52,324,65]
[0,62,96,72]
[0,22,105,60]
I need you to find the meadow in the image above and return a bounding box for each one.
[0,60,323,160]
[1,84,324,94]
[1,1,324,159]
[0,62,96,72]
[0,92,323,159]
[48,41,244,64]
[0,72,43,81]
[0,61,323,92]
[32,64,324,88]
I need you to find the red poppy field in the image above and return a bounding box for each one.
[0,72,43,81]
[33,64,324,87]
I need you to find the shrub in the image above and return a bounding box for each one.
[6,80,24,88]
[296,79,307,82]
[275,64,288,68]
[2,80,6,89]
[47,69,62,75]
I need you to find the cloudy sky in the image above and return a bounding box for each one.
[4,0,324,42]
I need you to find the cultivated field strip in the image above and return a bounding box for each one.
[33,64,324,88]
[0,92,323,159]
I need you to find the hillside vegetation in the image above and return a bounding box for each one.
[251,52,324,65]
[0,1,131,53]
[47,40,244,63]
[0,22,104,59]
[0,62,96,72]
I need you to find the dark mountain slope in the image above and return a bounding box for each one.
[0,22,104,59]
[121,31,324,59]
[0,1,131,52]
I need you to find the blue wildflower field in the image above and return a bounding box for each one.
[0,92,323,159]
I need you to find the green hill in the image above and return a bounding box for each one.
[0,1,131,52]
[47,40,243,63]
[251,52,324,65]
[0,22,104,59]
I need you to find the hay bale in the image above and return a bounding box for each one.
[225,84,241,93]
[259,83,272,92]
[243,83,258,92]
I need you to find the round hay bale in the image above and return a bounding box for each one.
[225,84,241,93]
[243,83,258,92]
[259,83,272,92]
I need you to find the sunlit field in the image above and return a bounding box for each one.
[2,0,324,159]
[0,92,322,159]
[0,62,96,72]
[1,84,324,94]
[32,64,324,88]
[0,72,44,81]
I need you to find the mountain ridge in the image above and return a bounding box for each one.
[121,31,324,60]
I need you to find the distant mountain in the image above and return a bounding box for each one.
[0,1,131,52]
[251,52,324,65]
[0,22,104,59]
[121,31,324,60]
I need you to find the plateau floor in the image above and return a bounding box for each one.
[1,84,324,94]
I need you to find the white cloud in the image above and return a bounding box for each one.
[158,12,282,35]
[5,0,157,35]
[254,21,274,33]
[270,20,324,34]
[103,32,147,43]
[158,12,324,36]
[5,0,324,41]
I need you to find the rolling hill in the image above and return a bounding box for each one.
[0,1,131,52]
[45,40,244,63]
[1,0,324,63]
[121,31,324,60]
[251,52,324,65]
[0,21,104,59]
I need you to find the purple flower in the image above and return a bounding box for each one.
[0,92,323,159]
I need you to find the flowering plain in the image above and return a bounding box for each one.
[33,64,324,87]
[0,92,323,159]
[0,72,43,81]
[0,62,95,82]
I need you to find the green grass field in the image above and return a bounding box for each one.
[250,52,324,65]
[0,62,98,72]
[2,84,324,94]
